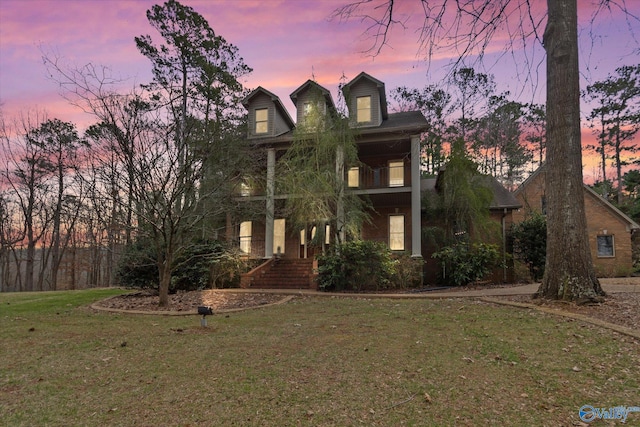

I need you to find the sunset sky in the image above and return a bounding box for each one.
[1,0,638,182]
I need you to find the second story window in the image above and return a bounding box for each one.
[347,167,359,188]
[356,96,371,123]
[255,108,268,134]
[389,160,404,187]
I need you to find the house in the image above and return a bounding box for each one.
[420,170,522,284]
[513,165,640,277]
[236,72,429,288]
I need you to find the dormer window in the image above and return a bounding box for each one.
[303,102,315,118]
[255,108,268,134]
[356,96,371,123]
[303,101,326,129]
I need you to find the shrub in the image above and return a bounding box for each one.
[391,254,423,288]
[432,242,501,286]
[317,240,395,291]
[116,239,245,292]
[115,241,159,289]
[511,213,547,281]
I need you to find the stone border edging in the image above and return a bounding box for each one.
[90,294,296,316]
[480,297,640,340]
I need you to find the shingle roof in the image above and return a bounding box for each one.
[357,111,429,135]
[517,164,640,230]
[421,173,521,210]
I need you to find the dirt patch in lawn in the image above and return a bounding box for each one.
[92,290,290,314]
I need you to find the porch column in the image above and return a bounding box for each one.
[336,145,345,244]
[411,136,422,258]
[265,148,275,258]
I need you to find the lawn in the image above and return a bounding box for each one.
[1,289,638,426]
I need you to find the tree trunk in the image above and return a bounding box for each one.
[158,258,171,307]
[538,0,604,301]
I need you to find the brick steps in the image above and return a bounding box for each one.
[244,258,315,289]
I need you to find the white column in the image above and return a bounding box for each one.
[411,136,422,258]
[265,148,275,258]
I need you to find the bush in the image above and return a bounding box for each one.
[391,254,423,288]
[116,239,245,292]
[510,213,546,281]
[432,242,501,286]
[115,242,158,289]
[317,240,396,291]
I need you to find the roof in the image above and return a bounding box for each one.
[247,110,428,146]
[484,176,522,209]
[289,80,336,110]
[584,185,640,230]
[357,111,429,135]
[515,164,640,230]
[421,173,521,210]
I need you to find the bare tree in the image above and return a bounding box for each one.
[0,112,54,291]
[334,0,638,301]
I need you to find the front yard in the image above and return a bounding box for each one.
[1,289,638,426]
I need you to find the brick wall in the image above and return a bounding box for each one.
[513,170,635,277]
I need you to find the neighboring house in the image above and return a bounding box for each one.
[513,165,640,277]
[237,72,429,288]
[421,170,522,284]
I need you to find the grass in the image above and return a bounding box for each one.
[1,290,638,426]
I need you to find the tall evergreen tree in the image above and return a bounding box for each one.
[134,0,252,306]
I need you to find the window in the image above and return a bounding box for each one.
[303,101,326,129]
[239,221,252,254]
[240,181,251,197]
[356,96,371,123]
[303,102,313,117]
[274,218,285,255]
[389,160,404,187]
[303,102,314,126]
[389,215,405,251]
[255,108,268,134]
[348,167,359,188]
[596,235,614,257]
[301,226,320,245]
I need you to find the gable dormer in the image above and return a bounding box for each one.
[290,80,336,130]
[242,87,295,139]
[342,72,388,127]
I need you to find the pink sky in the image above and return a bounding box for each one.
[1,0,638,182]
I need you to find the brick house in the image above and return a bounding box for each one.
[513,165,639,277]
[237,72,429,288]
